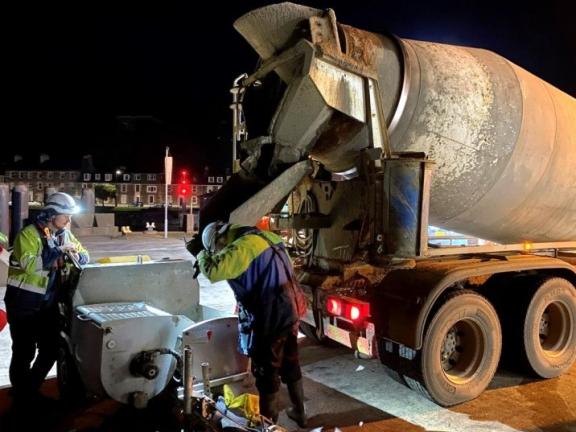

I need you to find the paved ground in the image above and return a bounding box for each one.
[1,233,575,431]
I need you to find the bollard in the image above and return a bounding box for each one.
[10,186,29,245]
[0,184,9,241]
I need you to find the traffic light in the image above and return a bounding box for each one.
[179,184,189,196]
[179,169,191,197]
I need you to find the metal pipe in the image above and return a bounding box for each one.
[183,346,194,415]
[201,362,212,399]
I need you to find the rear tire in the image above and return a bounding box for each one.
[413,290,502,406]
[521,278,576,378]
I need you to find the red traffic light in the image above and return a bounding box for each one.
[179,184,190,196]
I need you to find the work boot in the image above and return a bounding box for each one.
[286,379,307,428]
[259,392,279,423]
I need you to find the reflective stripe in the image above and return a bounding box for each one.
[34,255,44,272]
[8,266,49,290]
[6,278,46,295]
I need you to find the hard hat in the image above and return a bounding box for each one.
[44,192,79,215]
[202,221,229,252]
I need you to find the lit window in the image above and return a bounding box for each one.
[105,173,112,181]
[83,173,91,181]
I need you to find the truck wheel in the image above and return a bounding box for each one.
[415,290,501,406]
[521,278,576,378]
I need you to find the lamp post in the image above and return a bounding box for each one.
[115,169,123,207]
[164,147,173,239]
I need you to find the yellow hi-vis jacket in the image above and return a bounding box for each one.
[7,224,88,295]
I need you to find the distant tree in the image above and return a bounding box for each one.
[94,184,117,206]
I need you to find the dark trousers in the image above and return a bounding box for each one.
[250,329,302,394]
[8,308,60,396]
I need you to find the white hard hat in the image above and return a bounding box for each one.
[202,221,229,252]
[44,192,79,215]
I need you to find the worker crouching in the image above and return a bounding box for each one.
[193,221,307,427]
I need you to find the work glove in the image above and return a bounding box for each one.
[59,243,78,254]
[185,234,204,257]
[193,260,201,279]
[60,243,80,263]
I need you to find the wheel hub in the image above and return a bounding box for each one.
[441,327,460,371]
[539,310,550,343]
[440,319,484,383]
[538,301,571,353]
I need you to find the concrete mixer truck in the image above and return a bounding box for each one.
[194,3,576,406]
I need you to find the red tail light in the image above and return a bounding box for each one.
[326,297,342,315]
[350,305,361,320]
[326,296,370,322]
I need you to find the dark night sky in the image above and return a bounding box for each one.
[5,1,575,175]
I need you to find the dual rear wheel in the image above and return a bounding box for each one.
[403,278,576,406]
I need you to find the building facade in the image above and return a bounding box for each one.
[2,156,227,208]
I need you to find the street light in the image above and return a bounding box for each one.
[164,148,173,239]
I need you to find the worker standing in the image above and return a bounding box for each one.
[192,221,307,427]
[3,192,89,404]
